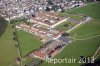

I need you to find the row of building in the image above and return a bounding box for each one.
[16,12,68,42]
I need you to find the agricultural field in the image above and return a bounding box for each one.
[17,30,42,56]
[59,13,84,21]
[67,3,100,19]
[17,30,43,66]
[0,18,19,66]
[70,19,100,39]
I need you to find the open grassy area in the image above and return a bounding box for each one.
[55,21,76,31]
[0,23,19,66]
[67,3,100,19]
[59,13,84,21]
[17,30,42,56]
[70,19,100,39]
[40,19,100,66]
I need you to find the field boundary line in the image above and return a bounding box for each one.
[75,34,100,40]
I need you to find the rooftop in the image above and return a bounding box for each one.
[29,12,66,27]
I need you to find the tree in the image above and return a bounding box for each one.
[13,36,18,41]
[0,17,8,37]
[63,23,68,27]
[61,33,69,36]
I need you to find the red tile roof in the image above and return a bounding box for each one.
[34,51,46,59]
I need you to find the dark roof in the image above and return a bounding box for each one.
[59,36,70,42]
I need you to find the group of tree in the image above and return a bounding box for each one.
[0,17,8,37]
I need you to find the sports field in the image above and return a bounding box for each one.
[0,22,19,66]
[17,30,42,56]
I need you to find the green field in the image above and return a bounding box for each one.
[17,30,42,56]
[55,21,76,31]
[41,19,100,66]
[70,19,100,39]
[67,3,100,19]
[59,13,84,21]
[0,23,19,66]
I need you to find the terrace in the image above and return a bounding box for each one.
[29,12,67,28]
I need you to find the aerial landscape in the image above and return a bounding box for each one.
[0,0,100,66]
